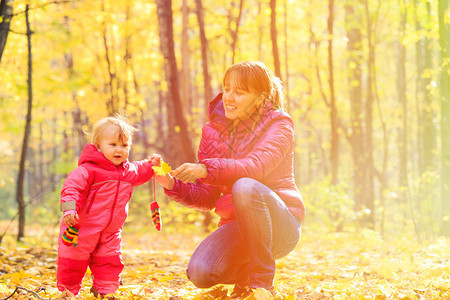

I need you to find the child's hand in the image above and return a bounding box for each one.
[63,213,79,227]
[148,154,162,166]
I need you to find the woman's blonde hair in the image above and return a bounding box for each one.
[223,61,285,110]
[90,113,138,146]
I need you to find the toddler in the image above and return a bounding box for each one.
[57,114,154,298]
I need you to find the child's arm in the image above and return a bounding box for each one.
[60,166,90,220]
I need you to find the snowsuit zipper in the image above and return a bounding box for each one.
[105,169,122,228]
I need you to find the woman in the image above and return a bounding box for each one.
[154,61,304,298]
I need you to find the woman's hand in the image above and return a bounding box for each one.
[154,172,175,190]
[172,163,207,183]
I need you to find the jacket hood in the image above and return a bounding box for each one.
[78,143,120,170]
[208,93,230,129]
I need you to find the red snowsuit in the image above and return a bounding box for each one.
[57,143,154,295]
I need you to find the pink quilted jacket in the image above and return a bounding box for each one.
[60,144,154,241]
[166,93,304,226]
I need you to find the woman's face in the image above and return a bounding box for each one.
[222,81,260,121]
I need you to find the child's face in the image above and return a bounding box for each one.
[97,125,131,166]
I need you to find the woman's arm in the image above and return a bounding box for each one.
[151,155,220,211]
[164,178,221,212]
[200,116,294,186]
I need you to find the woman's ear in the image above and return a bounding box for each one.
[257,92,267,106]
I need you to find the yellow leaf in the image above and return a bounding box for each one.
[152,161,172,176]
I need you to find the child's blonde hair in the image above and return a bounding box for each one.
[223,61,285,110]
[90,113,138,146]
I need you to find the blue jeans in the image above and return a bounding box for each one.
[187,178,302,289]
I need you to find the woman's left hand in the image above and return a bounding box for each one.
[172,163,207,183]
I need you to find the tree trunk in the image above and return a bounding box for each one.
[397,0,408,193]
[257,1,263,60]
[328,0,338,185]
[63,16,87,156]
[345,3,365,217]
[0,0,13,62]
[155,0,196,165]
[283,0,290,113]
[396,0,409,236]
[181,0,192,113]
[228,0,244,65]
[363,0,375,228]
[414,0,425,175]
[195,0,213,119]
[16,5,32,241]
[101,0,119,115]
[439,0,450,236]
[270,0,282,79]
[422,1,437,172]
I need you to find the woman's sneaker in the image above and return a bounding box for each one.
[230,284,252,299]
[230,285,275,299]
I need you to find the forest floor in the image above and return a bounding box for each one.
[0,221,448,300]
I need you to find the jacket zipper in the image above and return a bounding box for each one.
[105,169,121,228]
[228,130,236,157]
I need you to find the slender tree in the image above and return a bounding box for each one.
[439,0,450,236]
[363,0,375,228]
[414,0,425,174]
[63,15,87,156]
[328,0,338,185]
[270,0,282,79]
[195,0,212,118]
[155,0,196,165]
[397,0,408,193]
[422,1,437,172]
[16,5,32,240]
[228,0,244,64]
[181,0,192,112]
[0,0,12,62]
[101,0,119,115]
[345,2,366,219]
[283,0,290,112]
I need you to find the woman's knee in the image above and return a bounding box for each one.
[186,259,215,288]
[232,177,259,209]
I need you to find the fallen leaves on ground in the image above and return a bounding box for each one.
[0,225,448,299]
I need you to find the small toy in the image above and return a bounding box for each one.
[151,179,161,231]
[62,223,80,247]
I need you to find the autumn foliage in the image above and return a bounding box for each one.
[0,221,448,300]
